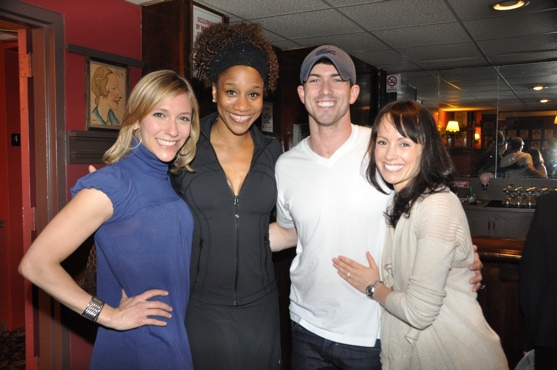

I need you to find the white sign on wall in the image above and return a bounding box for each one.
[261,102,273,133]
[386,74,401,93]
[192,5,223,43]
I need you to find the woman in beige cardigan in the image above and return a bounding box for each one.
[333,100,508,369]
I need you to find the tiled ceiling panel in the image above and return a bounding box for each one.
[192,0,557,112]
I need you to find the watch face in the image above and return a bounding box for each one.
[365,285,373,298]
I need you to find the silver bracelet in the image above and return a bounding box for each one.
[81,296,105,322]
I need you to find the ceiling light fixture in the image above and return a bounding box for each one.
[530,85,546,91]
[491,1,529,11]
[539,99,549,103]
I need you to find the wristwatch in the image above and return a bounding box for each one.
[365,280,383,300]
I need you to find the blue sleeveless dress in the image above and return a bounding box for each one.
[72,141,193,369]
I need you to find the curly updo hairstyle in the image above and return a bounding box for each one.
[192,22,279,92]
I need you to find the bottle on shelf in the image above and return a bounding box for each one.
[466,186,477,205]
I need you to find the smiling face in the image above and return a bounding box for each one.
[375,115,424,193]
[105,73,123,111]
[297,62,359,128]
[134,93,192,163]
[212,65,264,136]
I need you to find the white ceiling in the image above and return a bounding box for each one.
[193,0,557,113]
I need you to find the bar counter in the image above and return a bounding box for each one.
[473,236,524,368]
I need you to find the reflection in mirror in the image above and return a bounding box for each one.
[497,62,557,179]
[435,67,499,177]
[407,62,557,180]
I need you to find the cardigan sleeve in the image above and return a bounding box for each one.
[384,192,473,329]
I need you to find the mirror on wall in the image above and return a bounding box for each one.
[496,62,557,179]
[409,61,557,179]
[439,66,499,151]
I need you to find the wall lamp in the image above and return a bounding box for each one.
[445,121,460,148]
[446,121,460,133]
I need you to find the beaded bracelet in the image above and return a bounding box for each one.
[81,296,105,322]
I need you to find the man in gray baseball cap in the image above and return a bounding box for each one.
[299,44,357,85]
[270,44,484,369]
[271,44,386,369]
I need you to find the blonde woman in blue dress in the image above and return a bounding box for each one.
[20,70,200,369]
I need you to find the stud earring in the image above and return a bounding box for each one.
[212,98,216,103]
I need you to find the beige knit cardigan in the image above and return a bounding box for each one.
[379,189,508,370]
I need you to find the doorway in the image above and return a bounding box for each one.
[0,1,66,369]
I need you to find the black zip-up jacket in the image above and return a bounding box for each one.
[172,112,283,306]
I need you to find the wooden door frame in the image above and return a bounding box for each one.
[2,1,66,369]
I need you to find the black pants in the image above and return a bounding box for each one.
[535,346,557,370]
[186,296,281,370]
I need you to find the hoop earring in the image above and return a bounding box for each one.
[131,135,142,150]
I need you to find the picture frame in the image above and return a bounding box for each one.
[483,135,493,148]
[483,121,494,135]
[532,129,542,140]
[520,129,529,140]
[454,111,467,128]
[531,141,540,150]
[86,57,129,129]
[544,129,554,139]
[191,3,226,78]
[507,130,517,138]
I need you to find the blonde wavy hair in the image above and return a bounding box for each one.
[91,66,114,105]
[103,70,200,173]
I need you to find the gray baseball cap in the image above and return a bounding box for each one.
[300,45,356,84]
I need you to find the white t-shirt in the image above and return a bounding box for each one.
[500,151,534,177]
[275,124,392,347]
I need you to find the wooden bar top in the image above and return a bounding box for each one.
[472,236,524,263]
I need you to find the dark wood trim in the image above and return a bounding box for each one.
[1,1,68,368]
[472,236,524,367]
[66,43,143,68]
[66,130,118,164]
[472,236,524,263]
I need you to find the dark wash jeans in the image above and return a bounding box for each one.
[291,321,381,370]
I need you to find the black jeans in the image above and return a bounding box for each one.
[290,321,381,370]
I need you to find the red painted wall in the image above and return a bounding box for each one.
[18,1,143,367]
[21,0,143,191]
[0,43,24,331]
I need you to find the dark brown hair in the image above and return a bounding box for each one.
[192,22,279,92]
[366,100,455,227]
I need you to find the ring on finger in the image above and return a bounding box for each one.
[346,272,351,278]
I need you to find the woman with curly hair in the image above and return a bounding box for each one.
[172,22,283,369]
[334,100,507,369]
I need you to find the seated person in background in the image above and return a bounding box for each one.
[541,138,557,178]
[473,131,506,176]
[519,191,557,369]
[526,147,547,178]
[499,137,546,178]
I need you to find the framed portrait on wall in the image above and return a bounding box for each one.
[483,121,494,135]
[507,130,517,138]
[86,57,129,129]
[544,129,554,139]
[454,111,467,128]
[532,129,542,140]
[483,135,493,148]
[531,141,540,149]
